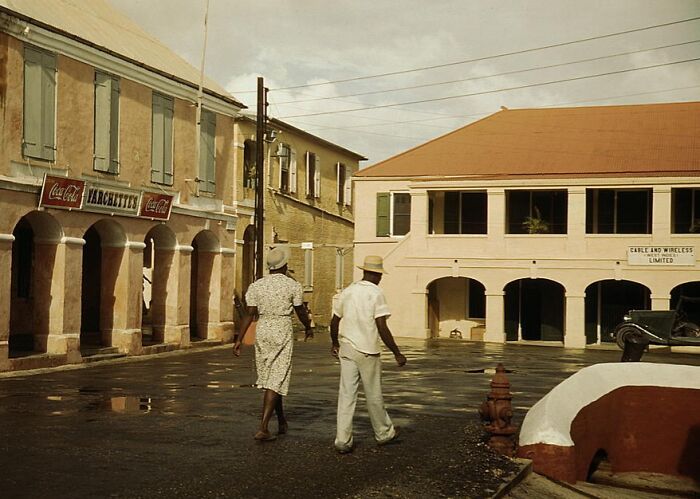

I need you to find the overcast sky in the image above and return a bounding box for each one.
[108,0,700,166]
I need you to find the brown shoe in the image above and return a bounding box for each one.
[378,426,401,446]
[254,430,277,441]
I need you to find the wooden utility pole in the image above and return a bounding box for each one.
[254,77,268,279]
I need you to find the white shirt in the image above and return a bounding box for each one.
[332,280,391,355]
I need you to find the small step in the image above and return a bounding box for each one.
[82,352,127,364]
[9,353,67,371]
[188,339,223,349]
[141,342,179,355]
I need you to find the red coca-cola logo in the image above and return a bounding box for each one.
[140,192,173,220]
[40,175,85,209]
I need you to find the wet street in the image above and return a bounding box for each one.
[0,337,698,498]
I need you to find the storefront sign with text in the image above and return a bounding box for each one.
[628,246,695,266]
[84,182,141,216]
[39,174,85,209]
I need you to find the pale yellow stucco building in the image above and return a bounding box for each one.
[353,102,700,350]
[0,0,244,370]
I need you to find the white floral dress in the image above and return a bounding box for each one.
[245,273,303,396]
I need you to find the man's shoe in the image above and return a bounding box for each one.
[336,445,354,454]
[377,426,401,446]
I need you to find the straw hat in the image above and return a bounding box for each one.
[357,255,387,274]
[267,247,288,270]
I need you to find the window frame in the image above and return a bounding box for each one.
[93,71,120,174]
[23,45,56,162]
[505,189,568,234]
[198,108,216,193]
[586,188,652,234]
[376,191,411,237]
[151,92,174,186]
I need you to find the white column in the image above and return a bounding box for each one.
[651,293,671,311]
[564,292,586,349]
[484,291,505,343]
[652,186,672,244]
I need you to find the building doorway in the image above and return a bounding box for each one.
[584,280,650,344]
[426,277,485,339]
[504,279,565,341]
[142,225,177,345]
[9,211,62,357]
[189,231,219,341]
[81,220,126,352]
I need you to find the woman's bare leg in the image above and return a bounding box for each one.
[275,395,287,434]
[258,389,279,436]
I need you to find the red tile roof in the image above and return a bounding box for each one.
[356,102,700,179]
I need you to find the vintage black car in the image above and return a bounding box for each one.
[613,295,700,361]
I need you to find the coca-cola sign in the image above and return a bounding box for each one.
[39,174,85,209]
[139,192,173,220]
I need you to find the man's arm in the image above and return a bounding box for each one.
[330,314,341,358]
[294,304,314,341]
[376,316,407,366]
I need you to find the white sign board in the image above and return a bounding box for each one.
[628,246,695,266]
[301,242,314,250]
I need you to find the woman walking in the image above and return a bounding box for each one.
[234,247,313,441]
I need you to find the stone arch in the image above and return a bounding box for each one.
[81,219,128,351]
[142,224,178,344]
[426,276,486,339]
[584,279,651,344]
[9,211,64,356]
[503,278,566,341]
[190,230,221,340]
[670,281,700,326]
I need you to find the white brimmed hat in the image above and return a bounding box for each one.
[267,247,288,270]
[357,255,387,274]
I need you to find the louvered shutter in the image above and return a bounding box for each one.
[109,77,120,173]
[289,148,297,193]
[314,154,321,198]
[277,143,284,190]
[376,192,390,237]
[40,51,56,161]
[345,175,352,206]
[199,109,216,192]
[335,162,341,203]
[305,152,311,197]
[151,94,164,183]
[93,72,111,172]
[23,47,43,159]
[162,96,174,184]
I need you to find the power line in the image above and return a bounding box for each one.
[293,84,700,133]
[274,40,700,104]
[264,15,700,92]
[279,57,700,118]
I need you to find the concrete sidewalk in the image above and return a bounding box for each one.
[0,336,697,498]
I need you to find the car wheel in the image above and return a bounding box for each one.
[615,325,644,350]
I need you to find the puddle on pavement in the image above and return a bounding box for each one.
[465,368,515,374]
[83,396,155,414]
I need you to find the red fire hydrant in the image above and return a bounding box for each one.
[479,363,518,456]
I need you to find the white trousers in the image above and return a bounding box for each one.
[334,343,396,450]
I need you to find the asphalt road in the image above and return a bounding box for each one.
[0,336,697,498]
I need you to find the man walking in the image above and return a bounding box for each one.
[330,255,407,454]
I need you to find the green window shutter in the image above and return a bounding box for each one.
[23,47,44,159]
[376,192,390,237]
[162,96,173,184]
[109,77,120,173]
[199,109,216,193]
[40,51,56,161]
[151,93,164,183]
[93,72,111,172]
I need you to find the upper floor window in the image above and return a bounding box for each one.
[672,188,700,233]
[305,151,320,199]
[276,143,296,193]
[243,139,256,189]
[586,188,652,234]
[198,109,216,193]
[93,71,120,174]
[439,191,487,234]
[151,92,174,185]
[376,192,411,237]
[23,46,56,161]
[506,190,567,234]
[336,163,351,206]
